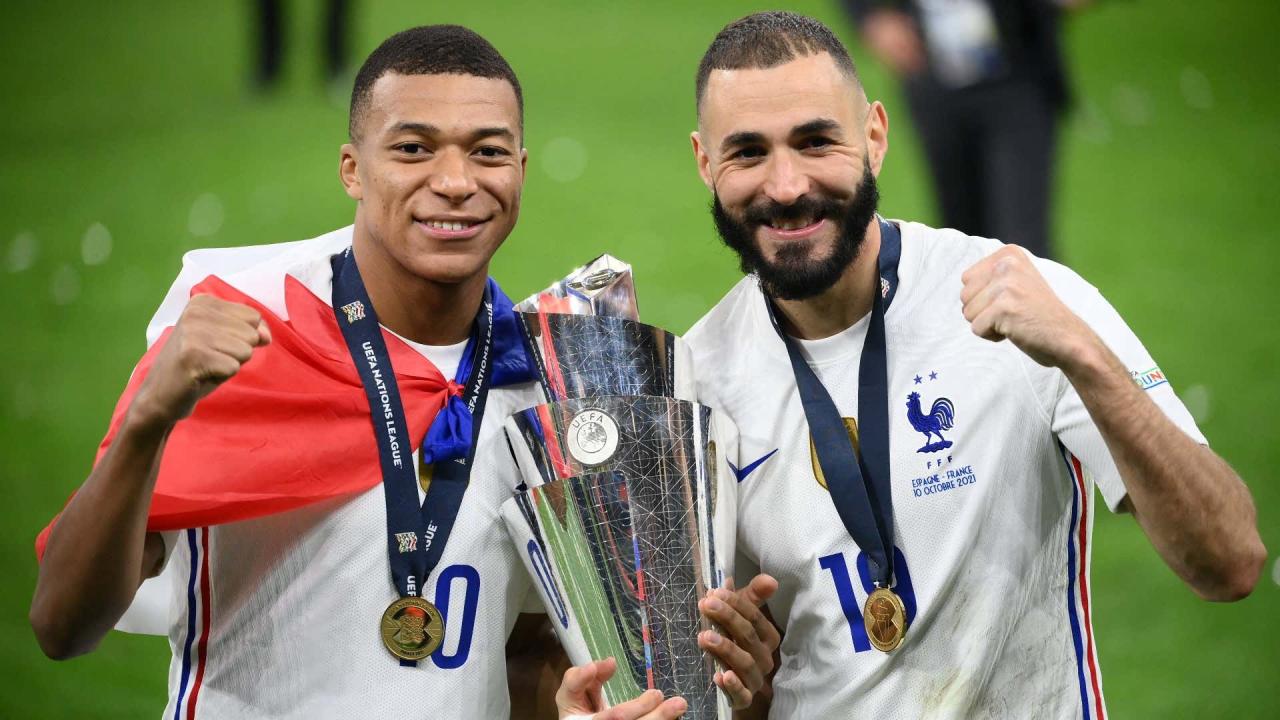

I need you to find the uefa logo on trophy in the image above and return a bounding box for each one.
[502,255,739,718]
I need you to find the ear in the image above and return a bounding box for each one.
[691,131,715,193]
[865,101,890,177]
[519,146,528,180]
[339,143,362,201]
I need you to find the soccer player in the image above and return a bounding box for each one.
[30,25,768,719]
[682,12,1266,718]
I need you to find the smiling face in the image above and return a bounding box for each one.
[693,52,888,299]
[340,72,526,286]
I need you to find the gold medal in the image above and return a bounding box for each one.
[380,596,444,661]
[810,417,859,489]
[863,587,906,652]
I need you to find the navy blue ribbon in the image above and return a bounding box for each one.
[766,218,902,588]
[330,248,520,665]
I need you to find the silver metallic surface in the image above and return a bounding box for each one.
[503,396,738,718]
[517,312,696,403]
[515,254,638,319]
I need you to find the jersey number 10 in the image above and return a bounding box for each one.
[819,548,918,653]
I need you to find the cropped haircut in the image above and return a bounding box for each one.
[695,11,860,113]
[348,25,523,141]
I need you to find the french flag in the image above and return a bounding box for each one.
[36,271,469,558]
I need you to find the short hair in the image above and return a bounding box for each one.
[696,11,859,112]
[349,25,524,141]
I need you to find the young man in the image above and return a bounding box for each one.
[684,12,1265,718]
[31,25,765,720]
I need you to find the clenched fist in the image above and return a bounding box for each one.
[129,294,272,430]
[959,245,1100,370]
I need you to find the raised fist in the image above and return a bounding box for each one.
[130,294,272,428]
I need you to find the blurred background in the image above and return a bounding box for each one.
[1,1,1276,717]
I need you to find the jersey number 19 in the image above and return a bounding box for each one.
[819,548,918,653]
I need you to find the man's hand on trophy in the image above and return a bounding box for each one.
[556,657,688,720]
[697,574,781,709]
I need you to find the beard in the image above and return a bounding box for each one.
[711,163,880,301]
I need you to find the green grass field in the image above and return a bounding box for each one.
[1,1,1277,717]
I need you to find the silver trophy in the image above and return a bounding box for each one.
[502,396,738,718]
[514,254,695,404]
[514,253,639,319]
[503,256,738,718]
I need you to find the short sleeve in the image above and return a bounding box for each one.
[115,530,180,635]
[1042,260,1207,512]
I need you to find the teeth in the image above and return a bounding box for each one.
[772,218,813,231]
[424,220,476,231]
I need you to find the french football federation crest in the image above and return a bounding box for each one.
[905,391,955,453]
[339,300,366,324]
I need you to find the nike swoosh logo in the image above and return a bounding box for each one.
[729,449,778,483]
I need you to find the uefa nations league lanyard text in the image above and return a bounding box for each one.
[766,217,904,636]
[331,248,496,666]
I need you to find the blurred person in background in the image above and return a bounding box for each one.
[842,0,1091,259]
[254,0,352,92]
[684,11,1265,718]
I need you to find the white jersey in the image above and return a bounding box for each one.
[685,221,1205,720]
[117,227,542,719]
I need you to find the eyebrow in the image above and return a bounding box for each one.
[720,118,845,153]
[470,126,517,143]
[722,130,766,150]
[391,122,439,135]
[791,118,842,137]
[389,122,516,144]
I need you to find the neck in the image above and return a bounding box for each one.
[773,217,882,340]
[351,230,485,346]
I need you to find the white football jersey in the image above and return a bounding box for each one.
[116,227,543,719]
[685,220,1205,720]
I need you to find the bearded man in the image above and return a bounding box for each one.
[682,11,1264,718]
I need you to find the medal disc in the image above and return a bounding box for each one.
[380,597,444,661]
[863,587,906,652]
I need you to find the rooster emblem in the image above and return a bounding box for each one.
[906,391,955,453]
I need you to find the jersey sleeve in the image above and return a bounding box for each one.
[115,530,180,635]
[144,237,325,346]
[1039,260,1207,512]
[144,249,223,346]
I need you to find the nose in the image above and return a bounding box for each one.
[762,151,810,206]
[427,148,478,204]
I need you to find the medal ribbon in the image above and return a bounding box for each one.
[766,218,902,588]
[331,248,497,666]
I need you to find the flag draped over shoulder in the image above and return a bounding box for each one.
[35,271,531,559]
